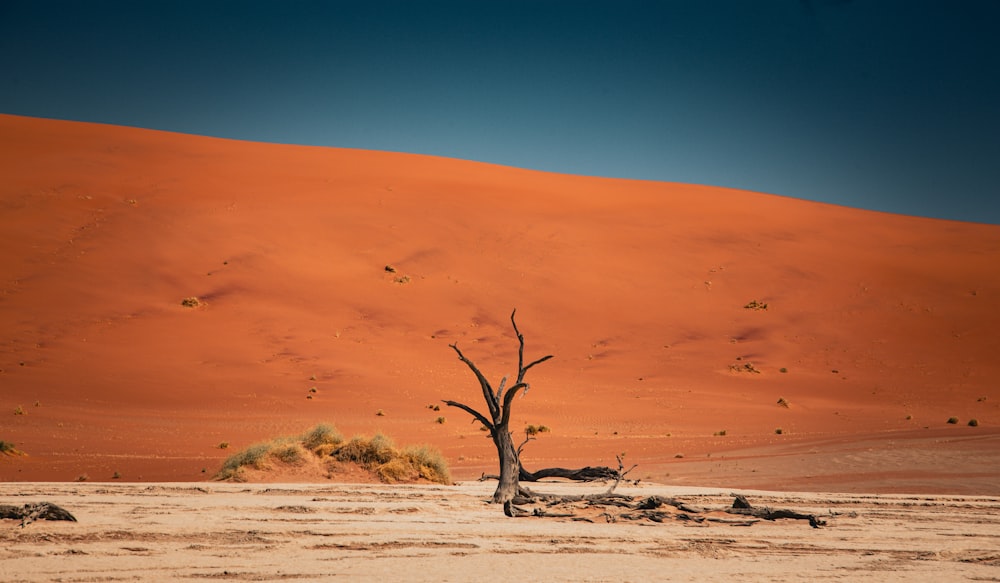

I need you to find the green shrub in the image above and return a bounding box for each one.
[947,417,959,424]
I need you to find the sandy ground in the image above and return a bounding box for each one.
[2,481,999,582]
[2,114,1000,494]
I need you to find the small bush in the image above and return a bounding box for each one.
[181,297,201,308]
[217,443,273,481]
[375,409,385,417]
[775,428,784,435]
[301,423,344,453]
[779,367,788,374]
[218,442,229,449]
[272,443,307,466]
[0,440,20,455]
[947,417,960,425]
[714,430,727,437]
[13,405,25,416]
[525,424,551,436]
[777,397,789,408]
[968,418,979,427]
[214,424,449,484]
[375,458,413,483]
[333,434,396,468]
[435,416,446,424]
[404,445,451,483]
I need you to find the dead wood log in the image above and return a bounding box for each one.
[520,465,621,482]
[0,502,78,527]
[725,494,826,528]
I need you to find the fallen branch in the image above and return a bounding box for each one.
[0,502,78,527]
[726,494,826,528]
[504,492,828,528]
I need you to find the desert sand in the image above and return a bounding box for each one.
[1,113,999,496]
[3,481,999,582]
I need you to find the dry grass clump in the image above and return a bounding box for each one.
[1,440,25,456]
[525,424,551,436]
[216,443,274,480]
[333,433,396,467]
[215,424,449,484]
[301,423,344,456]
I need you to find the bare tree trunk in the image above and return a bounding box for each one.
[443,310,552,508]
[493,426,521,505]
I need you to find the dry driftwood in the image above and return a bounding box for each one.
[506,492,827,528]
[0,502,78,527]
[478,465,622,483]
[726,494,826,528]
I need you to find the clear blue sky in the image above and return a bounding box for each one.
[2,1,998,224]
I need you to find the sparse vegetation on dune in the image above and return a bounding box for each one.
[214,423,450,484]
[0,440,24,456]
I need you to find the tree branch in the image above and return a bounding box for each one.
[523,354,554,375]
[442,400,495,433]
[500,382,530,428]
[449,343,499,421]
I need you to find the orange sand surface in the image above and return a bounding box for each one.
[2,114,999,493]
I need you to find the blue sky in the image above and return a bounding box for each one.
[2,1,999,224]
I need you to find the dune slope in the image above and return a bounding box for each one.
[1,114,998,492]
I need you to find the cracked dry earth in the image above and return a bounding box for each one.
[1,482,998,582]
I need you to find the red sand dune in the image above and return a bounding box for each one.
[2,114,998,493]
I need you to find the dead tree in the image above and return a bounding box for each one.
[443,310,554,509]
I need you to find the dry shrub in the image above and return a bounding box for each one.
[216,442,274,481]
[272,443,308,466]
[301,423,344,453]
[402,445,451,484]
[214,424,450,484]
[333,434,396,468]
[375,458,414,483]
[0,440,24,456]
